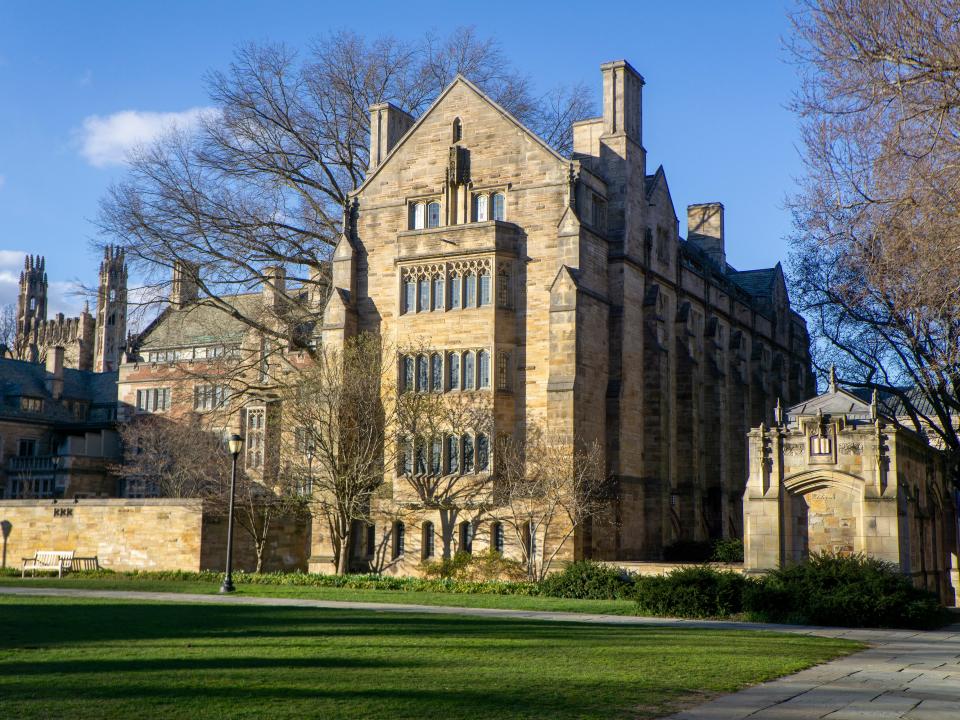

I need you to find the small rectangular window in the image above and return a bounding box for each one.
[427,202,440,228]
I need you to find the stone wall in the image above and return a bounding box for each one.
[0,498,309,573]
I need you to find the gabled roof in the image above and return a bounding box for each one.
[353,74,569,196]
[787,388,875,420]
[728,267,778,298]
[0,357,117,424]
[137,293,263,350]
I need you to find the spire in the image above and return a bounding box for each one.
[828,365,837,393]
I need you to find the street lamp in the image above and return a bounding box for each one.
[220,433,244,593]
[306,444,314,496]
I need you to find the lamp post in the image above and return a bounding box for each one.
[220,433,244,593]
[306,445,314,496]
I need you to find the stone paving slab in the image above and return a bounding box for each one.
[0,586,957,719]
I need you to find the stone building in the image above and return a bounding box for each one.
[12,247,127,372]
[0,347,119,499]
[743,371,960,605]
[309,59,815,571]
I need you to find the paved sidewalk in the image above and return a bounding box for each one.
[2,586,958,718]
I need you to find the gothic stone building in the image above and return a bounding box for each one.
[308,59,815,571]
[744,377,960,605]
[12,248,127,372]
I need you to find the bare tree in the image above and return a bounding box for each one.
[116,413,305,571]
[0,303,15,356]
[280,332,392,574]
[788,0,960,486]
[96,28,594,371]
[493,426,610,580]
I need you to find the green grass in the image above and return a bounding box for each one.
[0,596,860,719]
[0,575,639,614]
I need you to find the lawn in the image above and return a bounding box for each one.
[0,574,640,614]
[0,596,859,720]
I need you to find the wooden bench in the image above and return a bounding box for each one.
[21,551,75,578]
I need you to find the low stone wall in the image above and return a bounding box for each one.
[0,498,309,573]
[601,561,746,576]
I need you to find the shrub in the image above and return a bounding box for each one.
[422,551,474,580]
[538,561,635,600]
[745,552,946,629]
[421,550,526,582]
[710,538,744,563]
[662,540,713,562]
[634,566,751,618]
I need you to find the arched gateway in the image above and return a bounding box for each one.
[742,375,960,606]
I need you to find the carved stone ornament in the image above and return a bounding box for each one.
[839,442,863,455]
[782,443,804,456]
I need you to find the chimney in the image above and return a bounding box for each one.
[46,346,64,400]
[170,261,200,309]
[687,202,726,268]
[368,102,415,172]
[262,266,287,311]
[600,60,644,143]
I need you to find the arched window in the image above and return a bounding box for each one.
[417,355,429,392]
[452,117,462,143]
[477,433,489,471]
[463,434,474,473]
[412,202,426,230]
[403,278,416,314]
[418,278,430,311]
[427,202,441,228]
[448,352,460,390]
[402,356,414,392]
[475,194,488,222]
[496,352,510,391]
[463,351,475,390]
[492,192,505,221]
[430,437,442,474]
[465,274,477,307]
[491,521,504,554]
[459,520,474,553]
[478,350,490,388]
[392,521,405,559]
[447,434,460,474]
[449,274,461,309]
[431,353,443,391]
[432,275,444,310]
[422,521,435,559]
[479,272,491,306]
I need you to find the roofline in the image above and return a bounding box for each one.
[352,74,569,197]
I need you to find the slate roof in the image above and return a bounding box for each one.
[728,268,778,299]
[137,293,262,350]
[0,357,117,426]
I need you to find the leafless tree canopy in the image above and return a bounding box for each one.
[493,427,610,580]
[788,0,960,483]
[97,28,594,350]
[0,304,15,355]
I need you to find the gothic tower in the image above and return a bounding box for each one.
[14,255,48,361]
[93,246,127,372]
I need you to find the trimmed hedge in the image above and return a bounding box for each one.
[634,566,751,618]
[538,561,635,600]
[743,552,947,629]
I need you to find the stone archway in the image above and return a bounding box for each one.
[781,470,865,566]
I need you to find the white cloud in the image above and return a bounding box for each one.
[76,106,216,167]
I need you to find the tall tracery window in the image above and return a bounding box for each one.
[430,437,442,475]
[497,269,511,308]
[452,117,462,143]
[246,408,265,470]
[465,274,477,307]
[415,441,427,475]
[403,278,416,314]
[417,355,429,392]
[431,353,443,391]
[479,273,491,306]
[459,520,474,553]
[432,275,444,310]
[448,352,460,390]
[491,521,504,553]
[463,434,475,473]
[447,434,460,474]
[477,433,489,471]
[496,352,510,391]
[422,521,435,559]
[463,351,476,390]
[418,278,430,312]
[392,521,405,559]
[449,274,461,309]
[478,350,490,388]
[402,356,415,392]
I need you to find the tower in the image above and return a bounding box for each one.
[93,246,127,372]
[14,255,48,361]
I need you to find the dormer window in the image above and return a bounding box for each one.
[452,117,462,143]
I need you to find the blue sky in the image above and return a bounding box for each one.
[0,0,802,317]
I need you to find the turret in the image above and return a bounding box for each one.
[14,254,48,361]
[93,245,127,372]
